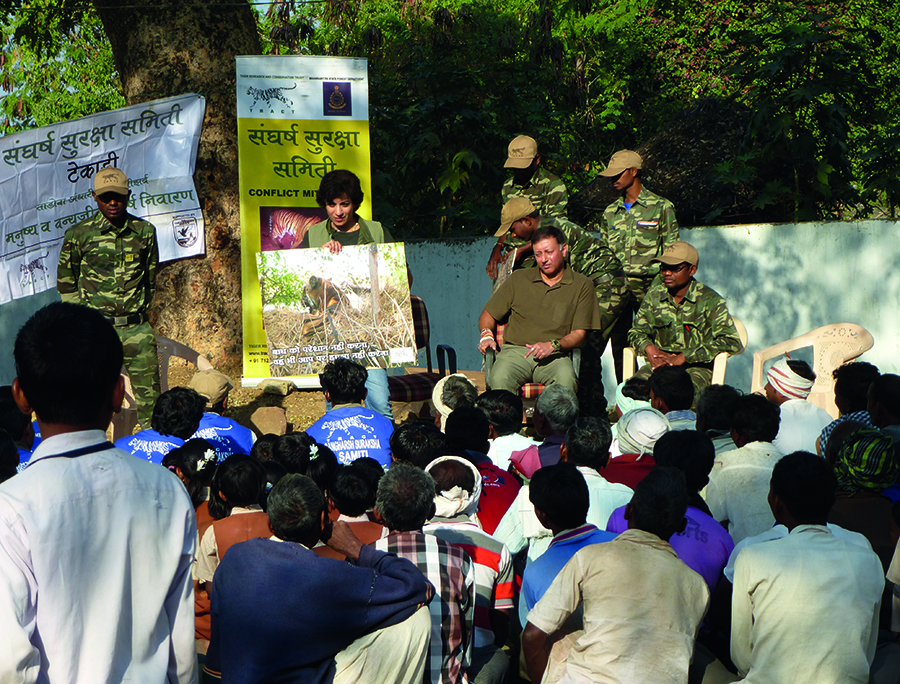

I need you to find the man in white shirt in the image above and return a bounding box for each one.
[706,394,782,544]
[493,417,633,565]
[764,357,832,455]
[477,389,537,472]
[731,451,884,683]
[0,302,197,683]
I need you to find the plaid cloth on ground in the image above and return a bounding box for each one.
[375,531,476,684]
[388,295,443,403]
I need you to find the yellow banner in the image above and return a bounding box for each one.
[236,56,372,385]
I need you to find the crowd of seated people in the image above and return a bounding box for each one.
[4,303,900,684]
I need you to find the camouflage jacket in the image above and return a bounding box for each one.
[600,186,679,279]
[548,217,622,290]
[628,278,742,364]
[501,166,568,220]
[501,167,568,253]
[57,211,159,316]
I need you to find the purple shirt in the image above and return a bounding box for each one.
[606,504,734,592]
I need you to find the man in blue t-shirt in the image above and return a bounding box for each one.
[115,387,205,464]
[189,370,256,461]
[306,359,394,468]
[521,462,615,626]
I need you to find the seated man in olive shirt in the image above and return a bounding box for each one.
[478,226,602,394]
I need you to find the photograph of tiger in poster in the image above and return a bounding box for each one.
[259,206,326,251]
[256,243,416,377]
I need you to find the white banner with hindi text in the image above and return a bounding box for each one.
[0,94,206,304]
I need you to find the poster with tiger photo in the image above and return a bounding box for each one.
[236,55,372,386]
[256,243,416,378]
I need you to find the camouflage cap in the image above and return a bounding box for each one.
[93,167,129,195]
[599,149,643,177]
[189,369,234,407]
[653,240,699,266]
[495,196,536,237]
[504,135,538,169]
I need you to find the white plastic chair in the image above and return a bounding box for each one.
[111,335,214,440]
[750,323,874,419]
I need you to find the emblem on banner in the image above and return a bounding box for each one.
[173,215,199,248]
[247,83,297,109]
[19,253,50,287]
[323,82,352,116]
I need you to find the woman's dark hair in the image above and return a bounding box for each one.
[305,445,339,493]
[251,433,279,462]
[315,169,364,209]
[272,432,319,475]
[162,438,218,509]
[208,454,267,520]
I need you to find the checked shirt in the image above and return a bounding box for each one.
[375,530,476,684]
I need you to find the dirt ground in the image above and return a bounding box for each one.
[165,361,448,434]
[167,363,328,434]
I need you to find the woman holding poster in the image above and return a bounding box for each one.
[300,170,394,252]
[300,169,394,420]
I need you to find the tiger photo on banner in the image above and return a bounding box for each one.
[256,243,416,378]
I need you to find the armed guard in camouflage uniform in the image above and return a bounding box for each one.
[628,241,742,396]
[597,149,680,382]
[493,197,621,415]
[487,136,568,284]
[57,168,160,429]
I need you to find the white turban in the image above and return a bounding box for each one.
[615,380,651,415]
[432,373,477,431]
[617,407,670,457]
[425,455,483,522]
[767,357,814,400]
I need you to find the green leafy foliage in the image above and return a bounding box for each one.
[0,3,124,133]
[257,251,309,307]
[1,0,898,228]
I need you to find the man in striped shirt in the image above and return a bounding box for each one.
[424,456,515,683]
[375,463,477,684]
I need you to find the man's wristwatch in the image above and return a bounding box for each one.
[550,339,561,354]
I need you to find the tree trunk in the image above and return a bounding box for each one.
[93,0,260,375]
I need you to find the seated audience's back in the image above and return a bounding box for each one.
[305,358,394,468]
[705,394,782,543]
[650,365,696,430]
[115,386,206,463]
[730,452,884,684]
